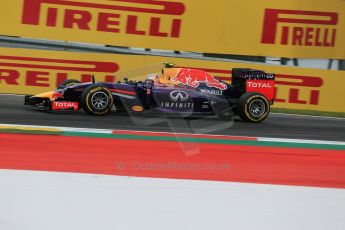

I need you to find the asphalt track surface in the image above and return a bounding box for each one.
[0,94,344,141]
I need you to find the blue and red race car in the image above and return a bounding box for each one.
[25,64,275,122]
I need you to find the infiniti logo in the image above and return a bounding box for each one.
[169,90,189,102]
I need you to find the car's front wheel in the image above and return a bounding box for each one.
[238,92,270,122]
[81,85,113,115]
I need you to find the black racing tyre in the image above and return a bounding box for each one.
[81,85,113,115]
[58,79,81,89]
[238,92,270,123]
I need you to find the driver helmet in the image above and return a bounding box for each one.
[146,73,159,82]
[146,73,159,81]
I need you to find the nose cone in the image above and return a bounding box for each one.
[32,91,56,101]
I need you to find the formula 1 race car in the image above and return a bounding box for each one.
[24,64,275,122]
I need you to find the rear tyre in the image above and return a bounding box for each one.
[81,85,113,115]
[58,79,81,89]
[238,92,270,123]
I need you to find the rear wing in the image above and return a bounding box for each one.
[232,68,275,101]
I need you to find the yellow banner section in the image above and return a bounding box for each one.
[0,47,344,112]
[0,0,344,59]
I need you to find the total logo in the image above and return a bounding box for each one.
[246,80,275,101]
[52,101,79,111]
[247,81,273,88]
[169,90,189,102]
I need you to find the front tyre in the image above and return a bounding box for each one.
[238,92,270,123]
[81,85,113,115]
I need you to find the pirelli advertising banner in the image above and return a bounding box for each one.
[0,47,344,113]
[0,0,345,59]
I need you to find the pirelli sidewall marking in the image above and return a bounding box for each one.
[0,47,344,113]
[0,0,344,58]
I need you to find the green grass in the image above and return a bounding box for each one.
[271,108,345,118]
[64,132,345,150]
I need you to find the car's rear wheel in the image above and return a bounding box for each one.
[58,79,81,89]
[81,85,113,115]
[238,92,270,122]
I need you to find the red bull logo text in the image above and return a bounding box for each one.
[261,9,338,47]
[21,0,185,38]
[174,68,228,90]
[0,55,118,88]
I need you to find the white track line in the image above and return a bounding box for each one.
[0,93,25,96]
[258,137,345,146]
[0,123,113,134]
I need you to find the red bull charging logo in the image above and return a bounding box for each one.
[173,68,227,90]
